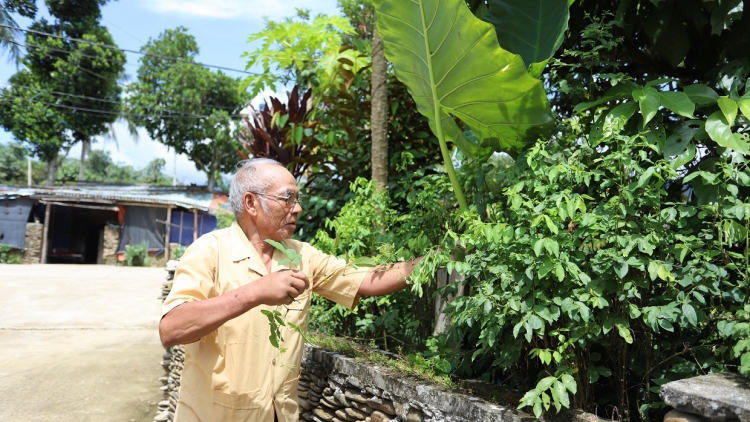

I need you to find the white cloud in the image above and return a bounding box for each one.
[141,0,341,21]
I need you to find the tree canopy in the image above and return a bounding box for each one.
[0,0,124,185]
[127,27,249,191]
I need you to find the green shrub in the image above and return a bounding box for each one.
[0,244,22,264]
[309,175,455,352]
[417,112,750,420]
[125,241,151,267]
[215,210,235,230]
[171,245,187,260]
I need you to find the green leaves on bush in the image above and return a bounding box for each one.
[0,244,22,264]
[125,241,151,267]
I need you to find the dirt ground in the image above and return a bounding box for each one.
[0,264,166,422]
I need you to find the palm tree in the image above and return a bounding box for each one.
[0,3,22,63]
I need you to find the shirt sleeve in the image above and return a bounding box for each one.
[162,235,218,317]
[306,244,369,310]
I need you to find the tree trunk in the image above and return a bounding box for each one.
[370,25,389,191]
[78,138,88,182]
[45,151,59,186]
[206,146,220,192]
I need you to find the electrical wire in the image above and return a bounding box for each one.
[0,23,260,76]
[0,92,244,120]
[8,38,138,68]
[0,82,243,115]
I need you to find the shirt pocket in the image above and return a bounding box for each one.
[276,376,301,422]
[225,339,271,392]
[211,389,264,422]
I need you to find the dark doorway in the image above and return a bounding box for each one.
[48,204,119,264]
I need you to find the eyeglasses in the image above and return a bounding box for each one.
[250,191,302,208]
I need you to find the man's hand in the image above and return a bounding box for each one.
[160,270,309,347]
[252,270,310,306]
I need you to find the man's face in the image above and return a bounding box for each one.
[250,165,302,241]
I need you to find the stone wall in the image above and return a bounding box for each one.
[299,346,534,422]
[102,224,120,265]
[23,222,42,264]
[660,373,750,422]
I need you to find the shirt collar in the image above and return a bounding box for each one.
[229,222,268,276]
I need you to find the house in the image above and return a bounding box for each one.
[0,185,230,264]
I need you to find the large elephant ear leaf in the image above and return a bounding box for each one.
[482,0,570,75]
[373,0,553,158]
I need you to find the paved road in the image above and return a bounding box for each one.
[0,264,166,422]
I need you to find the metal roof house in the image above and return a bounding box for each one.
[0,185,229,264]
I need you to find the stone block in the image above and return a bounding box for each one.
[345,406,369,420]
[367,396,395,415]
[345,388,370,404]
[660,373,750,422]
[663,409,708,422]
[314,407,336,421]
[370,411,390,422]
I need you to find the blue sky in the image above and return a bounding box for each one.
[0,0,341,185]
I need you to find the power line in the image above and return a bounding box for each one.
[1,82,243,115]
[1,92,244,120]
[0,24,260,76]
[9,38,138,68]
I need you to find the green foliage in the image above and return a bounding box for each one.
[215,210,235,230]
[0,244,22,264]
[261,238,314,353]
[0,0,124,185]
[171,245,187,260]
[308,331,456,388]
[241,10,357,98]
[309,176,455,351]
[469,0,570,77]
[127,27,248,191]
[374,0,558,209]
[125,241,151,267]
[0,141,34,184]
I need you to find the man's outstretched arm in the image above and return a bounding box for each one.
[159,270,309,347]
[357,257,424,296]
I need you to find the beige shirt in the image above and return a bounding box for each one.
[162,222,366,422]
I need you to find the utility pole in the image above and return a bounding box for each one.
[173,150,177,186]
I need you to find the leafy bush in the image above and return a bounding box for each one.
[215,210,235,230]
[0,244,22,264]
[416,84,750,421]
[171,245,187,260]
[310,175,455,352]
[125,241,151,267]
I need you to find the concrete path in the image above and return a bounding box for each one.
[0,264,166,422]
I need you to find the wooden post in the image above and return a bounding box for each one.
[165,205,173,260]
[433,269,465,336]
[40,203,51,264]
[193,209,198,242]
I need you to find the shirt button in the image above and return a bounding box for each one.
[272,359,276,365]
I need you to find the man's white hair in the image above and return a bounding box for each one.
[228,158,285,218]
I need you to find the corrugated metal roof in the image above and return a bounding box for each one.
[0,185,223,213]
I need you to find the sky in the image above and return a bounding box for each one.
[0,0,342,185]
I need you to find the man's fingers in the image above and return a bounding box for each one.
[290,270,310,283]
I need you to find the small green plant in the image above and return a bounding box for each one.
[0,244,22,264]
[262,238,384,354]
[262,239,313,353]
[125,241,151,267]
[171,245,187,260]
[215,210,235,230]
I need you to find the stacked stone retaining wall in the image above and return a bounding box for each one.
[22,222,42,264]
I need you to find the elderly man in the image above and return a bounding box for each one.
[160,158,420,422]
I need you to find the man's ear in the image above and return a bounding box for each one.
[244,193,258,217]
